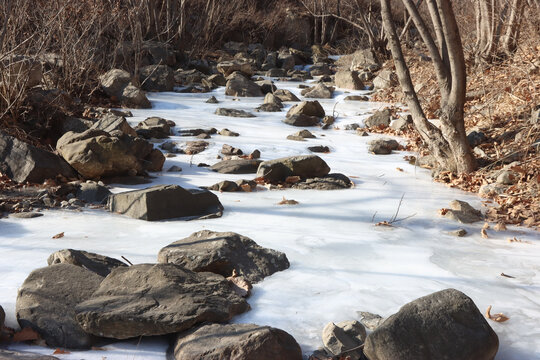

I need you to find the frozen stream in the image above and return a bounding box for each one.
[1,79,539,359]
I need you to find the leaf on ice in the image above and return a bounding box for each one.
[494,222,507,231]
[52,232,64,239]
[486,305,510,322]
[481,228,489,238]
[52,348,71,355]
[277,197,299,205]
[375,221,393,227]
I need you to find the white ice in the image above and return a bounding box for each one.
[1,79,539,360]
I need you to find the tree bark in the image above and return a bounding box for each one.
[380,0,476,174]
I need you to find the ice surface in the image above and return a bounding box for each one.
[1,79,539,359]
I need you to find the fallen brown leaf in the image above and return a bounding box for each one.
[52,232,64,239]
[277,197,299,205]
[486,305,510,322]
[375,221,393,227]
[494,222,507,231]
[52,348,71,355]
[12,327,40,342]
[227,269,252,298]
[396,167,404,172]
[481,228,489,238]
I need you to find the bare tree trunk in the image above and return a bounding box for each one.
[380,0,476,174]
[501,0,525,55]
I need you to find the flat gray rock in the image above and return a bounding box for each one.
[364,289,499,360]
[210,159,262,174]
[291,173,352,190]
[158,230,290,283]
[444,200,483,224]
[75,263,249,339]
[169,323,302,360]
[215,108,255,118]
[108,184,223,221]
[16,264,103,349]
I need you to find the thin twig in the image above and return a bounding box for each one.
[121,256,134,266]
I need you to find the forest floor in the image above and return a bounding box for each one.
[372,43,540,230]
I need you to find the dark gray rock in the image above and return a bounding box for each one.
[444,200,483,224]
[0,304,4,327]
[309,63,331,76]
[139,64,175,92]
[169,323,302,360]
[206,96,219,104]
[47,249,127,277]
[255,80,277,94]
[210,159,262,174]
[16,264,103,349]
[108,184,223,221]
[256,155,330,183]
[303,83,334,99]
[373,69,398,89]
[215,108,255,118]
[344,95,369,101]
[0,350,59,360]
[217,60,254,77]
[75,263,249,339]
[287,101,325,118]
[120,84,151,108]
[225,72,263,97]
[287,129,315,141]
[184,140,209,155]
[266,68,286,77]
[467,130,488,148]
[99,69,131,99]
[274,89,300,102]
[365,109,392,128]
[158,230,290,283]
[292,173,352,190]
[56,129,164,179]
[335,70,363,90]
[256,103,282,112]
[369,139,400,155]
[364,289,499,360]
[322,320,366,359]
[60,117,93,134]
[0,131,77,183]
[91,113,136,136]
[221,144,243,156]
[308,145,330,153]
[206,179,256,192]
[9,212,43,218]
[358,311,385,330]
[283,114,320,127]
[76,182,111,204]
[135,117,173,139]
[219,128,239,137]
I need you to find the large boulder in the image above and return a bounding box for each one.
[16,264,103,349]
[335,70,363,90]
[158,230,290,283]
[217,60,254,77]
[365,109,392,128]
[364,289,499,360]
[274,89,300,102]
[373,69,398,89]
[0,131,77,183]
[256,155,330,183]
[135,117,173,139]
[108,184,223,221]
[169,323,302,360]
[75,263,249,339]
[90,113,137,136]
[303,83,334,99]
[99,69,151,108]
[287,101,325,118]
[336,49,379,71]
[225,72,263,97]
[56,129,164,179]
[139,64,175,92]
[210,159,262,174]
[47,249,127,277]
